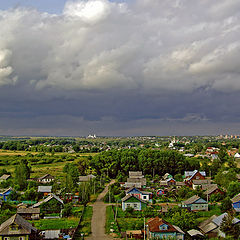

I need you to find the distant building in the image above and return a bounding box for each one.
[17,208,40,220]
[124,171,146,188]
[38,174,55,184]
[38,186,52,196]
[78,174,96,182]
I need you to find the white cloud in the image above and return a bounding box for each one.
[0,0,240,93]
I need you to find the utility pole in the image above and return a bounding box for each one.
[115,201,118,221]
[144,217,146,240]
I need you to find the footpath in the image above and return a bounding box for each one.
[85,180,116,240]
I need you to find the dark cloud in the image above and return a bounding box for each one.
[0,0,240,135]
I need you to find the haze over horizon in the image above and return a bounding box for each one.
[0,0,240,136]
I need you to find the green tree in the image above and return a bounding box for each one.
[220,212,240,239]
[220,197,233,212]
[14,159,31,190]
[227,181,240,198]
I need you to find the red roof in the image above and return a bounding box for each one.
[147,217,177,233]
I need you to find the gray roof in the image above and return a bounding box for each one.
[185,170,206,177]
[38,174,54,180]
[0,174,11,180]
[198,215,218,234]
[0,214,37,235]
[17,208,40,214]
[192,179,211,185]
[32,194,64,208]
[79,174,96,182]
[129,171,144,178]
[204,185,219,195]
[212,213,240,227]
[44,230,60,239]
[173,225,185,235]
[231,193,240,203]
[182,195,201,205]
[187,229,204,237]
[38,186,52,193]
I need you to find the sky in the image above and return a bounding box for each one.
[0,0,240,136]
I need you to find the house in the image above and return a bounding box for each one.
[184,170,206,186]
[181,195,208,211]
[162,173,173,180]
[0,214,39,240]
[125,187,153,203]
[0,174,11,182]
[17,208,40,220]
[38,186,52,196]
[78,174,96,182]
[124,171,147,188]
[160,178,176,187]
[199,213,240,238]
[0,188,13,201]
[146,217,184,239]
[122,194,147,211]
[231,193,240,212]
[38,174,55,184]
[125,230,143,239]
[32,194,64,215]
[192,180,211,190]
[203,184,224,197]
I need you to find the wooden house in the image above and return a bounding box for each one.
[38,186,52,196]
[146,217,185,239]
[122,194,147,211]
[0,214,39,240]
[125,187,153,203]
[184,170,206,187]
[181,195,208,211]
[37,174,55,184]
[17,208,40,220]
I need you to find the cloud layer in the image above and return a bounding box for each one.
[0,0,240,135]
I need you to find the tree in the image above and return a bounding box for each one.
[220,197,233,212]
[220,212,240,239]
[227,181,240,198]
[14,159,31,190]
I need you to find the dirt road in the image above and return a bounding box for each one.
[85,180,116,240]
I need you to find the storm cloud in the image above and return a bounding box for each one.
[0,0,240,136]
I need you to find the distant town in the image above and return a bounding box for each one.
[0,135,239,239]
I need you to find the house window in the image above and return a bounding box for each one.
[143,196,147,199]
[4,237,10,240]
[126,204,130,208]
[19,237,25,240]
[133,204,138,208]
[196,176,200,179]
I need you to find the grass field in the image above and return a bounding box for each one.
[31,217,79,230]
[0,150,97,178]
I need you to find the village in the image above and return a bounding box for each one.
[0,154,240,240]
